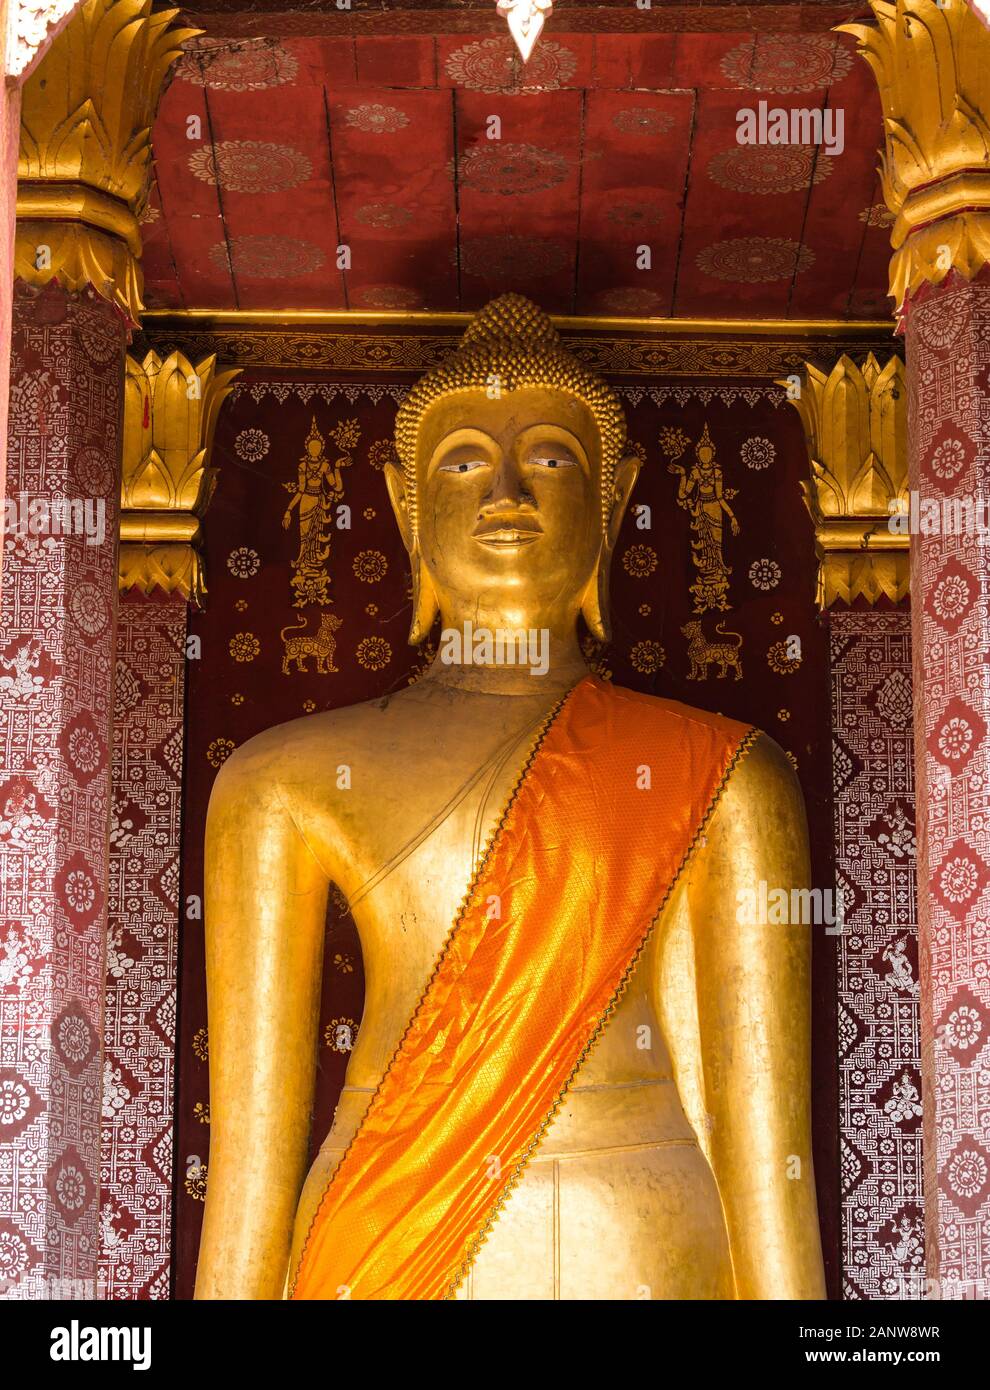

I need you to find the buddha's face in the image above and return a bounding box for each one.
[388,386,626,634]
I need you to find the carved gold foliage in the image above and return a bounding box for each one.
[818,553,909,608]
[19,0,198,210]
[837,0,990,305]
[122,350,239,512]
[120,350,239,604]
[118,542,204,605]
[13,217,142,317]
[781,354,908,608]
[17,0,199,320]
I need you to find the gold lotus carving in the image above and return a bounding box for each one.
[16,0,199,320]
[781,353,909,608]
[120,350,240,604]
[837,0,990,307]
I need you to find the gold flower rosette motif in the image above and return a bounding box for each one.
[781,353,908,607]
[16,0,200,322]
[837,0,990,310]
[120,350,240,604]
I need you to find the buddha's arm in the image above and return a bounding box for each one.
[195,744,329,1299]
[691,734,826,1299]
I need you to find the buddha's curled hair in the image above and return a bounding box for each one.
[393,294,627,529]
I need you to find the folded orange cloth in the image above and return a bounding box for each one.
[291,676,754,1301]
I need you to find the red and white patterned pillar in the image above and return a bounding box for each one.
[0,280,125,1298]
[101,593,188,1300]
[98,344,235,1299]
[1,0,193,1300]
[906,273,990,1296]
[787,352,921,1298]
[842,0,990,1299]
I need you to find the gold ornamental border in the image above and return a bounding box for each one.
[139,312,896,379]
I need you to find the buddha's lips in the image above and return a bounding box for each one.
[473,517,543,546]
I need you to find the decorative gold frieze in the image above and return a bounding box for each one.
[120,350,239,604]
[837,0,990,309]
[136,322,896,379]
[780,354,909,608]
[16,0,200,321]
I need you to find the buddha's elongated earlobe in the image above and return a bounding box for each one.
[408,548,440,646]
[384,459,439,646]
[580,543,611,643]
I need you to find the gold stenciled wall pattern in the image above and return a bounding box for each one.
[171,366,842,1297]
[663,423,739,615]
[281,416,357,609]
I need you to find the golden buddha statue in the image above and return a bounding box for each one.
[195,295,826,1301]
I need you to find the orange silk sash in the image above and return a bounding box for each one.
[290,676,754,1301]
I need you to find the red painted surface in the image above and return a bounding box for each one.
[143,29,891,318]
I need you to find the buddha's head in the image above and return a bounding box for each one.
[386,295,641,646]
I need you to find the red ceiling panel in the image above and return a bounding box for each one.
[850,192,897,318]
[151,77,232,308]
[355,35,436,88]
[577,89,694,317]
[204,85,343,310]
[788,53,885,317]
[329,87,458,310]
[294,36,359,86]
[670,31,770,88]
[455,89,584,312]
[139,182,183,311]
[143,29,893,320]
[676,82,822,316]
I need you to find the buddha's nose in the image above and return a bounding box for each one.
[483,452,535,510]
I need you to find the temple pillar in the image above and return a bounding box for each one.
[0,0,194,1299]
[1,1,22,499]
[786,354,921,1298]
[841,0,990,1296]
[101,351,235,1299]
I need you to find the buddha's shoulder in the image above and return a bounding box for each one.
[606,683,800,805]
[212,692,402,786]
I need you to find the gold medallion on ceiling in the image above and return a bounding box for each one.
[720,34,853,92]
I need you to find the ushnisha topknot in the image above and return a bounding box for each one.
[394,294,627,530]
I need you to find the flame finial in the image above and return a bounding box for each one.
[496,0,554,63]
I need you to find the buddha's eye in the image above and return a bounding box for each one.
[438,458,486,474]
[531,452,577,470]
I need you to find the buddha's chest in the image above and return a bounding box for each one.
[338,779,671,1090]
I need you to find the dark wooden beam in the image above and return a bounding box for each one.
[178,2,871,38]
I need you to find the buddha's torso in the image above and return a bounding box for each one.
[280,679,735,1300]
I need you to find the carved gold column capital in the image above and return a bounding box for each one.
[120,350,240,605]
[837,0,990,311]
[15,0,200,322]
[779,353,909,608]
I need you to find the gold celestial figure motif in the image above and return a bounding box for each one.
[665,423,739,614]
[281,417,358,607]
